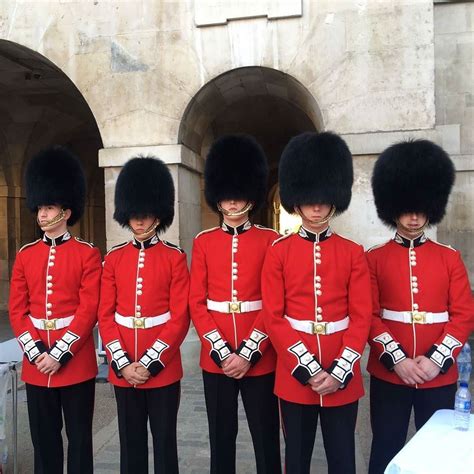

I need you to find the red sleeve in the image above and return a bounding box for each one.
[49,247,102,365]
[426,251,474,372]
[138,252,190,376]
[8,252,47,363]
[235,310,272,366]
[189,237,232,367]
[262,244,323,385]
[98,251,132,376]
[235,234,277,366]
[367,251,408,371]
[326,245,372,386]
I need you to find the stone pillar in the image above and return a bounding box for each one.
[98,144,204,374]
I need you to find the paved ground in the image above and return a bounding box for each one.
[1,311,472,473]
[2,348,392,474]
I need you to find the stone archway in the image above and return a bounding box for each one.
[178,66,322,230]
[0,40,105,312]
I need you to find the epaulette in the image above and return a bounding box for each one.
[195,227,219,239]
[337,233,363,247]
[19,239,41,252]
[162,240,184,254]
[429,240,456,252]
[255,224,279,235]
[75,237,95,248]
[106,241,129,256]
[366,241,391,253]
[272,233,293,246]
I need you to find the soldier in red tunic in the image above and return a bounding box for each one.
[367,140,474,474]
[98,157,189,474]
[189,135,281,474]
[9,146,102,474]
[262,132,372,474]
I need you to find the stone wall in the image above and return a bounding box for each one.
[434,1,474,285]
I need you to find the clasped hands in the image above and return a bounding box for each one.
[221,353,251,379]
[394,356,440,385]
[121,362,151,386]
[308,371,342,396]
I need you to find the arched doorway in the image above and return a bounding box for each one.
[0,40,105,313]
[178,66,322,231]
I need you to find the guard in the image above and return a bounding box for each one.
[189,135,281,474]
[9,146,102,474]
[367,139,474,473]
[98,156,190,474]
[262,132,372,474]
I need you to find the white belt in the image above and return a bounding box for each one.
[115,311,171,329]
[207,299,262,314]
[29,315,74,331]
[382,309,449,324]
[285,315,350,335]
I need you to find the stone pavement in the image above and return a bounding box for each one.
[4,348,409,474]
[91,371,372,474]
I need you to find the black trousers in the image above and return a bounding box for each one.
[114,381,180,474]
[368,376,457,474]
[26,378,95,474]
[280,398,358,474]
[202,371,281,474]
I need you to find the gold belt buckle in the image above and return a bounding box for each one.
[133,317,146,329]
[312,321,327,335]
[43,319,57,331]
[228,301,242,313]
[411,311,426,324]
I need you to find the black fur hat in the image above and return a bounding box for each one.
[25,146,86,226]
[204,134,268,214]
[114,156,175,233]
[372,139,455,227]
[279,132,353,214]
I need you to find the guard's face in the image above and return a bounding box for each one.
[219,199,248,214]
[129,215,158,234]
[298,203,332,222]
[398,212,428,232]
[37,205,63,224]
[37,205,70,233]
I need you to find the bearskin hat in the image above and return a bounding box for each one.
[204,134,268,214]
[113,156,175,233]
[25,145,86,226]
[372,139,455,227]
[279,131,353,214]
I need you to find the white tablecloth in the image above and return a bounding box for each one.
[385,409,474,474]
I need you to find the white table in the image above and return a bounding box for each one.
[385,409,474,474]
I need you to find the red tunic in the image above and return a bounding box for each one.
[367,233,474,388]
[262,226,372,406]
[189,221,278,375]
[9,232,102,387]
[98,234,190,389]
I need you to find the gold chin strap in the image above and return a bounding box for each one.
[38,209,66,230]
[217,202,254,217]
[296,205,336,225]
[131,218,160,240]
[396,218,429,237]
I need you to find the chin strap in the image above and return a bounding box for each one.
[295,205,336,225]
[396,218,429,237]
[131,218,160,240]
[38,209,66,230]
[217,201,254,217]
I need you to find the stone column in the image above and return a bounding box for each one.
[99,144,204,374]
